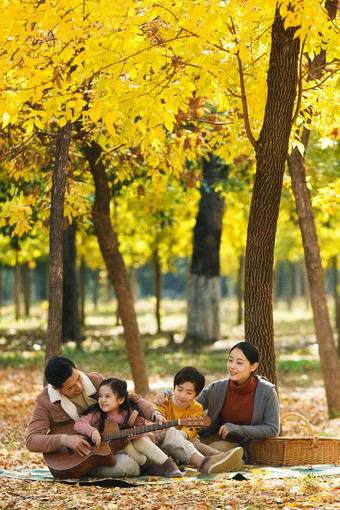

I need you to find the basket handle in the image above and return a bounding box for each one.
[280,412,315,438]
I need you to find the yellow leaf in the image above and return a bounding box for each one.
[59,116,67,128]
[129,66,137,80]
[65,106,73,121]
[2,111,10,128]
[34,117,44,130]
[89,106,101,123]
[154,125,165,142]
[98,132,107,149]
[24,119,34,134]
[105,111,122,136]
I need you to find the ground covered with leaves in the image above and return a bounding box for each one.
[2,365,340,509]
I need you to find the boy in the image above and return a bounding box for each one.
[155,367,205,440]
[154,367,244,472]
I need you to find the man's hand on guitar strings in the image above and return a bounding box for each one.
[65,435,92,456]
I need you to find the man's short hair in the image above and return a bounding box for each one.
[44,356,76,389]
[174,366,205,396]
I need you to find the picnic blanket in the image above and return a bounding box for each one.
[2,464,340,487]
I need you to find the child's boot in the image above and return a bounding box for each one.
[142,457,183,478]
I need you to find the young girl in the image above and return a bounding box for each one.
[74,377,182,478]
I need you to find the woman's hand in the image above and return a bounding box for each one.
[91,429,102,448]
[218,424,230,440]
[153,392,169,407]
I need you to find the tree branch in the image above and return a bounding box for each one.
[303,67,340,91]
[291,36,306,126]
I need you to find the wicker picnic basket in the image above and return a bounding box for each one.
[244,412,340,466]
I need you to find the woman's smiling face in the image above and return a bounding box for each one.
[227,348,259,385]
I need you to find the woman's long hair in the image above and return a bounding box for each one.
[81,377,141,434]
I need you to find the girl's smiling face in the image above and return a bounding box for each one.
[227,348,259,385]
[98,384,124,413]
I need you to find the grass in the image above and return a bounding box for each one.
[0,296,332,386]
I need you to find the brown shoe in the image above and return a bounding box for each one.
[142,457,183,478]
[200,447,243,474]
[162,457,183,478]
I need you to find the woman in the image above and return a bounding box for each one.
[155,341,280,455]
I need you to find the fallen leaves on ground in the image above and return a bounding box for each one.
[2,368,340,509]
[3,475,340,509]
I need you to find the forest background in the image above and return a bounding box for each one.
[0,0,340,508]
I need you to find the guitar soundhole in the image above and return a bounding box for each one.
[66,447,76,456]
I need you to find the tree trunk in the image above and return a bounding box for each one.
[130,265,137,303]
[15,254,20,321]
[295,262,302,300]
[288,130,340,415]
[302,261,310,309]
[185,154,228,346]
[287,0,340,416]
[236,253,244,325]
[152,250,162,333]
[22,262,30,316]
[286,262,293,311]
[0,264,2,316]
[83,140,149,395]
[79,256,85,327]
[244,10,300,386]
[93,269,99,312]
[62,221,80,345]
[333,256,340,355]
[45,123,71,366]
[273,266,279,307]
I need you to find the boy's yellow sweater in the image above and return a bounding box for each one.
[156,394,203,439]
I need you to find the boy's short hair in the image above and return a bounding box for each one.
[174,366,205,396]
[45,356,76,389]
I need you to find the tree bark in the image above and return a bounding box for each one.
[22,262,30,316]
[244,10,300,386]
[286,262,293,311]
[286,0,340,416]
[273,266,279,306]
[130,265,137,303]
[152,249,162,333]
[14,254,20,321]
[236,253,244,325]
[45,123,71,366]
[334,256,340,355]
[185,154,228,346]
[288,128,340,415]
[295,262,302,300]
[83,140,149,395]
[62,221,80,345]
[93,269,99,312]
[0,264,2,316]
[79,256,85,327]
[302,261,310,309]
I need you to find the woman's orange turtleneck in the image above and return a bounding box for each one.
[220,374,258,442]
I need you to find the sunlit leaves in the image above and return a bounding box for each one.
[0,0,338,278]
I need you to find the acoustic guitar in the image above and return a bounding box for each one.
[43,416,211,479]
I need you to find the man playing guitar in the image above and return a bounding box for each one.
[26,356,166,478]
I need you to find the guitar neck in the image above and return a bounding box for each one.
[102,419,181,442]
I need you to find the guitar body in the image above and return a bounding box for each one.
[43,421,128,479]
